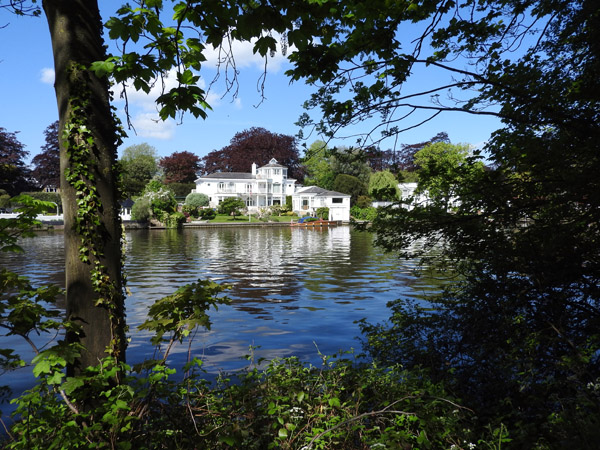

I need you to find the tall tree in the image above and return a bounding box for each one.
[43,0,126,373]
[200,128,303,180]
[159,150,201,184]
[330,147,372,184]
[31,120,60,190]
[302,140,335,190]
[0,127,33,195]
[397,132,450,172]
[332,173,367,204]
[119,143,159,197]
[413,142,484,209]
[368,170,399,201]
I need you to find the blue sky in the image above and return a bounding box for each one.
[0,3,503,165]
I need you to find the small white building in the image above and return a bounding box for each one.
[397,182,460,210]
[292,186,351,222]
[193,158,297,209]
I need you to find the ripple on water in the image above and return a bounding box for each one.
[1,226,446,414]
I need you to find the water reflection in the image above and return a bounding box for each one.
[123,226,423,373]
[1,227,434,392]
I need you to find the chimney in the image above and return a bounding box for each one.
[251,162,257,176]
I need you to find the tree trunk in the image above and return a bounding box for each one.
[43,0,126,374]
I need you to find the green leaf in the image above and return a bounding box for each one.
[62,377,85,395]
[218,435,237,446]
[90,60,115,78]
[328,396,341,408]
[32,359,51,377]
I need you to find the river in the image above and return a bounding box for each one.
[1,225,439,413]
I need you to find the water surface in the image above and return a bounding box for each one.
[1,226,439,411]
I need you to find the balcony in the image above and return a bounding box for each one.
[217,188,237,194]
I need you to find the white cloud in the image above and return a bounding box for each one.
[131,112,176,140]
[40,67,54,84]
[113,70,183,112]
[112,69,225,111]
[112,69,221,139]
[203,34,292,74]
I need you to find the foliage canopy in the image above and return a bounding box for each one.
[119,143,159,197]
[31,121,60,190]
[0,128,33,196]
[201,128,303,180]
[159,151,201,184]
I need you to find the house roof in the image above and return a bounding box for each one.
[198,172,255,180]
[295,186,350,197]
[259,158,285,168]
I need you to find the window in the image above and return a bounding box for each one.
[332,198,343,204]
[218,182,225,191]
[273,183,281,194]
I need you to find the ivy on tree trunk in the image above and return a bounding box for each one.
[43,0,126,374]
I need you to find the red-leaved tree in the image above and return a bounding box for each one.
[31,121,61,189]
[200,127,304,180]
[0,127,33,195]
[159,151,201,184]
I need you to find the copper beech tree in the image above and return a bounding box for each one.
[200,127,303,180]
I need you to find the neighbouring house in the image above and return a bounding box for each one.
[291,186,351,222]
[120,198,134,220]
[193,158,297,209]
[397,182,460,210]
[398,182,429,210]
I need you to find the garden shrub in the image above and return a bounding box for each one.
[316,207,329,219]
[355,195,373,209]
[131,197,152,222]
[156,211,186,228]
[181,203,198,217]
[184,193,209,210]
[350,205,377,221]
[217,198,245,217]
[197,208,216,220]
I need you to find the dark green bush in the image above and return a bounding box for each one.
[198,208,216,220]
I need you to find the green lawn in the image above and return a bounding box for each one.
[205,214,299,223]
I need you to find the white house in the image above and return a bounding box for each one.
[193,158,297,209]
[194,159,352,221]
[291,186,351,222]
[397,182,460,210]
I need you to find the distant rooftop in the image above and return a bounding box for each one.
[199,172,255,180]
[296,186,350,197]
